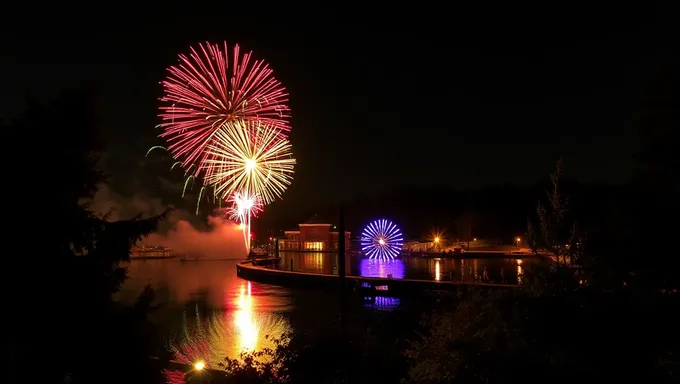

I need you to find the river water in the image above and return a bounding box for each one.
[276,252,526,284]
[117,254,526,379]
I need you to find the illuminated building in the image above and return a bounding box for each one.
[278,214,351,252]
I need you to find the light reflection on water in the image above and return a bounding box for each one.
[235,282,257,352]
[363,296,401,311]
[517,259,524,284]
[171,280,291,368]
[359,258,406,279]
[277,252,528,283]
[118,260,292,370]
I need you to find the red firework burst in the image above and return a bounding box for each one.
[159,41,290,176]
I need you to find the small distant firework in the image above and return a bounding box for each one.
[361,219,404,260]
[227,191,263,223]
[203,120,296,205]
[227,191,263,251]
[158,41,290,177]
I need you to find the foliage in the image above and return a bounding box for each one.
[404,284,680,383]
[526,158,583,266]
[5,92,170,384]
[215,335,287,384]
[404,287,529,383]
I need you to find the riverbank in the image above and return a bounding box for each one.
[236,262,518,297]
[130,255,176,260]
[404,250,536,258]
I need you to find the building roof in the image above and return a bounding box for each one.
[301,214,331,225]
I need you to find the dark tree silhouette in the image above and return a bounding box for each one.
[4,91,170,384]
[526,159,583,266]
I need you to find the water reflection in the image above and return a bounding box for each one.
[359,258,405,279]
[473,259,479,281]
[516,259,523,284]
[118,260,293,368]
[235,282,256,351]
[272,252,530,284]
[171,281,291,367]
[278,252,335,275]
[363,296,401,311]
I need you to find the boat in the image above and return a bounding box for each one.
[179,253,202,262]
[131,245,177,259]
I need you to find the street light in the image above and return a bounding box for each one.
[515,237,521,251]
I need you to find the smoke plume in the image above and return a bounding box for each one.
[89,185,246,259]
[143,214,246,259]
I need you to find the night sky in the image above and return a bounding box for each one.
[1,5,674,213]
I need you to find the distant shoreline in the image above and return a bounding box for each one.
[129,257,246,261]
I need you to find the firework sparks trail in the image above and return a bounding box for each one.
[158,41,290,178]
[203,120,296,207]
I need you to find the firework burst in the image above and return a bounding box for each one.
[226,191,263,223]
[361,219,404,260]
[158,41,290,177]
[203,120,296,206]
[226,191,263,251]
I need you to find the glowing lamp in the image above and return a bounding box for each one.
[194,361,205,371]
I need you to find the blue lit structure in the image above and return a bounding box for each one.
[360,219,404,259]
